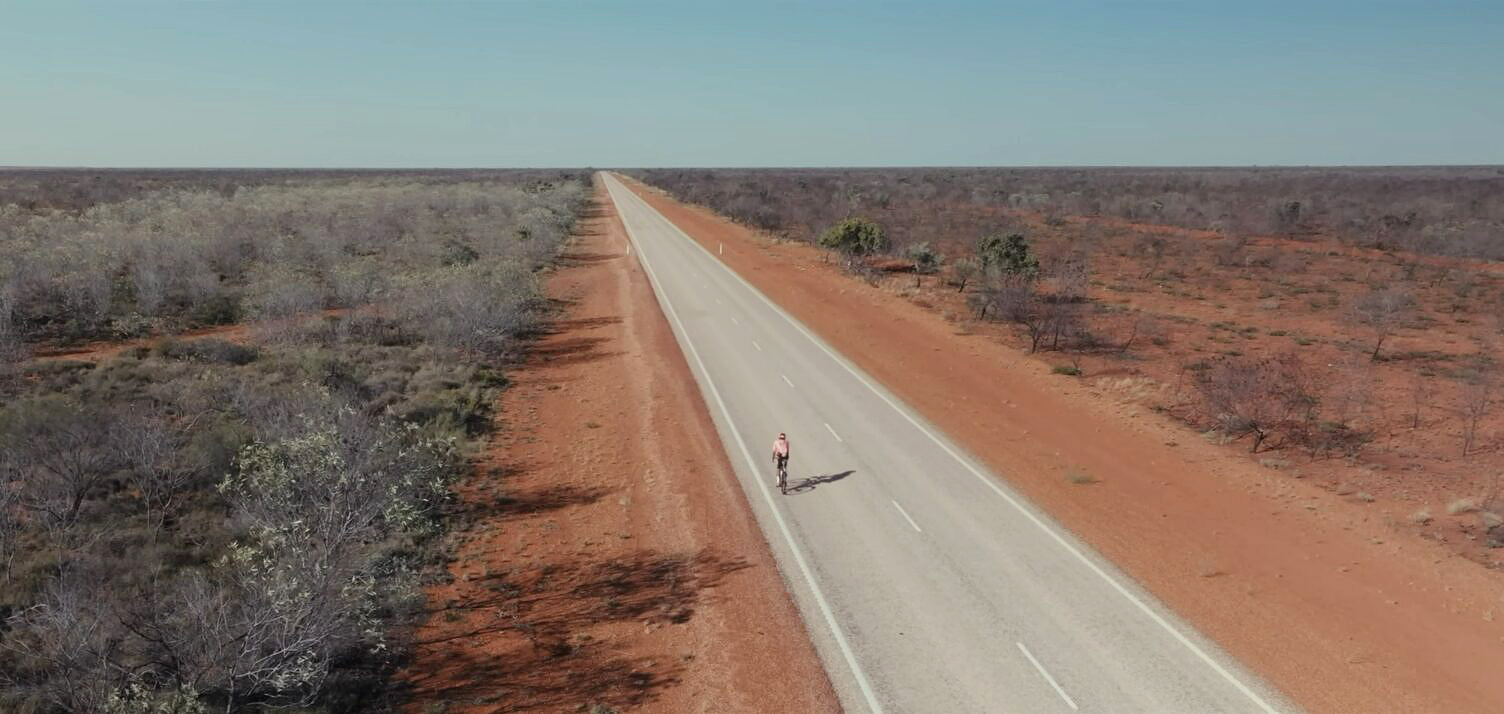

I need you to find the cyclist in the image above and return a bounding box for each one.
[771,432,790,491]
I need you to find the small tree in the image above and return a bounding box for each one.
[818,217,888,256]
[1351,286,1414,360]
[978,233,1038,277]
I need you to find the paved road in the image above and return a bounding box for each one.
[602,173,1295,714]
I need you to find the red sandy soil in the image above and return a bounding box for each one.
[620,176,1504,714]
[31,323,252,362]
[30,308,352,363]
[399,183,838,712]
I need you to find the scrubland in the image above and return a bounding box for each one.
[0,170,588,712]
[631,167,1504,564]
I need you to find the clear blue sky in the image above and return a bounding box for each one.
[2,1,1500,167]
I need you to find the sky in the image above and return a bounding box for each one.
[1,1,1500,167]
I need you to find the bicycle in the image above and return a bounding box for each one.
[775,456,789,494]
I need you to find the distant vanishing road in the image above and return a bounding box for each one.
[602,173,1295,714]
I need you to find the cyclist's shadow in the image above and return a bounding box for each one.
[786,469,855,495]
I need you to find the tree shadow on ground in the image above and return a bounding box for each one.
[522,336,619,368]
[460,483,614,520]
[401,549,750,712]
[557,251,621,267]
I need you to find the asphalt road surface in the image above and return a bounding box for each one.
[602,173,1296,714]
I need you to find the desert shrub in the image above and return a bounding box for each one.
[396,261,537,354]
[188,293,241,327]
[155,338,259,365]
[904,242,941,274]
[0,176,586,347]
[1194,353,1320,452]
[631,167,1504,261]
[978,233,1039,277]
[0,396,127,535]
[0,171,588,712]
[818,217,888,256]
[1350,286,1414,361]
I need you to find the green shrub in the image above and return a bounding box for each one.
[818,218,888,256]
[904,242,941,274]
[978,233,1038,277]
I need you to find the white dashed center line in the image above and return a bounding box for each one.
[752,340,762,351]
[1017,641,1078,710]
[891,500,922,533]
[781,374,794,388]
[824,422,842,442]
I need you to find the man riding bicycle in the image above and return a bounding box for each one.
[772,433,790,491]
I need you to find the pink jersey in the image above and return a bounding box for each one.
[772,436,790,457]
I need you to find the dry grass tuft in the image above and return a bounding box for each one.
[1066,468,1096,485]
[1448,497,1480,515]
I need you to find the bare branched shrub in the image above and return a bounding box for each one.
[0,480,18,586]
[0,397,125,535]
[0,177,585,347]
[0,279,28,366]
[114,410,192,538]
[2,570,124,712]
[1194,353,1320,452]
[1350,286,1414,360]
[1136,235,1167,279]
[1460,364,1495,456]
[397,261,537,354]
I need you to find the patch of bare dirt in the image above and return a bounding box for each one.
[30,323,252,362]
[399,181,838,713]
[620,176,1504,714]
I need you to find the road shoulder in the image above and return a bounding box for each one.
[400,180,839,713]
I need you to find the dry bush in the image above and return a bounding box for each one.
[1350,286,1415,360]
[1194,353,1321,452]
[396,261,538,354]
[0,397,126,535]
[0,177,586,347]
[632,167,1504,264]
[0,172,588,712]
[1,391,461,712]
[1459,364,1496,456]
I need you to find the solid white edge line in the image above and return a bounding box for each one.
[607,173,1283,714]
[1017,641,1080,711]
[604,176,886,714]
[824,422,843,442]
[891,500,922,533]
[782,374,794,387]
